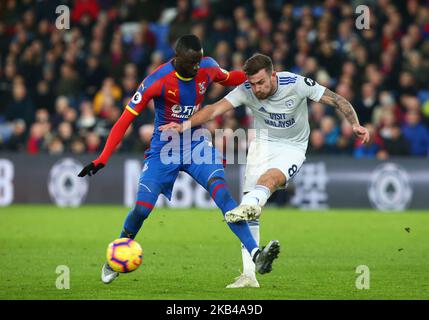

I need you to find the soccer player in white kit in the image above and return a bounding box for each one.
[159,53,370,288]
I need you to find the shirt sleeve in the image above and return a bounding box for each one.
[224,85,247,108]
[126,79,161,116]
[295,75,326,102]
[201,57,231,83]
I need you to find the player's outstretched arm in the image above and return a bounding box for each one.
[78,109,136,177]
[215,70,247,87]
[159,98,234,133]
[319,88,370,144]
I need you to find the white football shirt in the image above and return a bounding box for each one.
[225,72,326,152]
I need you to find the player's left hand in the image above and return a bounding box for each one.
[158,122,183,133]
[352,124,370,144]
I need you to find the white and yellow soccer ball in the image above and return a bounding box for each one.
[106,238,143,273]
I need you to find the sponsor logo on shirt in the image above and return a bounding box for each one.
[171,104,200,118]
[198,81,206,94]
[263,113,296,128]
[168,89,178,97]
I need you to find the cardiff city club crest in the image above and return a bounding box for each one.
[198,81,206,94]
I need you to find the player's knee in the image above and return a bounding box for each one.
[207,176,225,190]
[259,169,286,189]
[209,178,229,199]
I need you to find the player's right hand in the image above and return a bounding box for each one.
[352,124,370,144]
[78,162,105,177]
[158,122,183,133]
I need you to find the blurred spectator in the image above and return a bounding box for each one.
[168,0,193,45]
[379,111,410,156]
[27,122,47,154]
[85,55,107,98]
[5,79,35,128]
[353,124,385,159]
[4,119,27,152]
[47,136,65,155]
[71,137,86,154]
[128,29,153,71]
[353,83,378,125]
[372,91,402,127]
[35,80,55,113]
[77,100,97,131]
[85,131,102,153]
[57,122,74,151]
[93,78,122,115]
[382,126,410,157]
[398,71,418,97]
[401,111,429,156]
[308,129,328,155]
[192,0,211,20]
[319,116,340,153]
[136,124,154,152]
[71,0,100,23]
[336,120,355,155]
[51,96,71,129]
[118,125,135,152]
[55,64,81,99]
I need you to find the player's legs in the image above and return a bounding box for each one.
[226,219,260,288]
[183,161,260,258]
[225,168,286,223]
[103,182,161,284]
[121,154,180,238]
[102,156,178,284]
[184,143,280,277]
[120,180,161,239]
[225,170,283,287]
[241,220,260,275]
[227,144,305,287]
[198,166,280,275]
[241,168,286,207]
[225,142,306,222]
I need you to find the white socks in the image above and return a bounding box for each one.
[239,185,269,278]
[241,221,260,278]
[241,185,271,207]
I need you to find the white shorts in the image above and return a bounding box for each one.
[242,139,306,193]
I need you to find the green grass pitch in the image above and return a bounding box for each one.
[0,205,428,300]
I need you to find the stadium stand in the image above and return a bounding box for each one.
[1,0,428,158]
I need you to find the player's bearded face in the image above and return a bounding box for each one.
[248,69,276,99]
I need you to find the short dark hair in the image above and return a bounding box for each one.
[175,34,202,53]
[243,53,273,76]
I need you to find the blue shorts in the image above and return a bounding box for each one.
[137,140,226,201]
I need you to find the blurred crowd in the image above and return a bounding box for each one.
[1,0,429,158]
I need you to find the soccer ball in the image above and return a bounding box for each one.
[106,238,143,273]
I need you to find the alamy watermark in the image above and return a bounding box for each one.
[55,5,70,30]
[355,265,370,290]
[158,128,269,165]
[355,5,370,30]
[55,265,70,289]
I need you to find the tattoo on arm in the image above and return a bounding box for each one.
[319,88,359,126]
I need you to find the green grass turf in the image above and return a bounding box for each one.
[0,205,428,300]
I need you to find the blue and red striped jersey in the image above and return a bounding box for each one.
[126,57,233,150]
